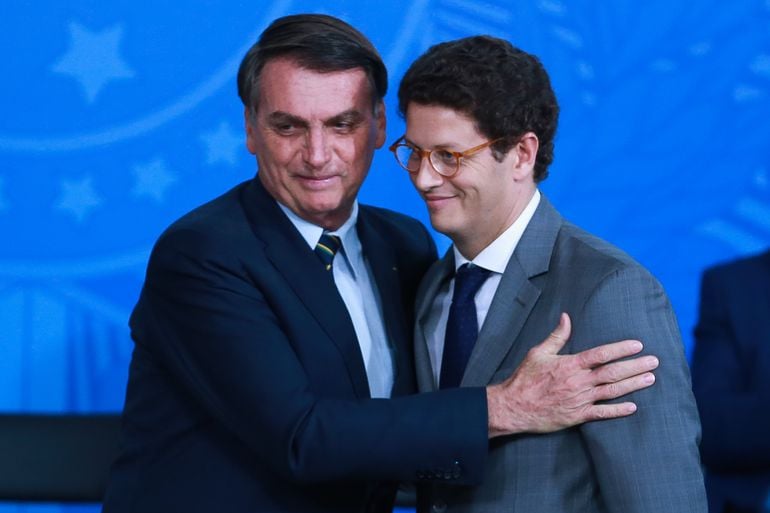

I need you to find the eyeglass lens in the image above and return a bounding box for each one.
[395,145,457,176]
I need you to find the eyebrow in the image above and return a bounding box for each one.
[326,109,366,126]
[265,109,366,128]
[266,111,308,128]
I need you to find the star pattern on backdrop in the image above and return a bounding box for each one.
[54,176,103,222]
[51,21,135,104]
[131,158,177,203]
[200,121,243,166]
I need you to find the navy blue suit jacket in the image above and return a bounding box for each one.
[102,178,488,513]
[692,249,770,513]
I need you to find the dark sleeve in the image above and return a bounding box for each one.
[692,266,770,472]
[131,226,488,485]
[574,266,707,513]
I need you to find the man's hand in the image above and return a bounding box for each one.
[486,312,658,438]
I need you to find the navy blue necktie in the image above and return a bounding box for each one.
[314,232,342,271]
[440,263,491,389]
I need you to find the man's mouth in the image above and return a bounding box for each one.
[423,193,455,208]
[296,174,340,189]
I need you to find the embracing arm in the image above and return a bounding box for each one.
[136,222,663,486]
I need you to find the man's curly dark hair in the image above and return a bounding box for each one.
[398,35,559,182]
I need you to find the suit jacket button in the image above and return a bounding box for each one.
[432,500,447,513]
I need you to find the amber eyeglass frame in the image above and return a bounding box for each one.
[388,135,503,177]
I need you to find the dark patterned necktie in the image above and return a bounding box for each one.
[440,263,491,389]
[314,232,342,271]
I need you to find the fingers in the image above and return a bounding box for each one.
[591,355,659,385]
[592,371,656,402]
[575,338,644,368]
[537,312,572,354]
[584,402,638,421]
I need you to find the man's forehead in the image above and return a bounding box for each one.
[257,59,372,122]
[405,103,481,143]
[259,58,373,109]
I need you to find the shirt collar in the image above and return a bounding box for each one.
[453,189,541,274]
[277,200,362,275]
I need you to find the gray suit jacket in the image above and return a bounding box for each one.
[414,196,707,513]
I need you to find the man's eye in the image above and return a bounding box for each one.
[334,121,355,132]
[275,124,296,134]
[433,150,456,164]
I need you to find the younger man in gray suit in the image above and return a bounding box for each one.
[392,35,707,512]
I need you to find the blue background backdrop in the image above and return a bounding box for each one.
[2,0,770,510]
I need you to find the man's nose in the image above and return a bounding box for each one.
[303,128,331,168]
[412,153,444,190]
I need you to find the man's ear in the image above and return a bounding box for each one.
[511,132,539,181]
[244,107,257,155]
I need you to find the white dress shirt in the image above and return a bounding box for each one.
[278,201,394,398]
[424,190,541,387]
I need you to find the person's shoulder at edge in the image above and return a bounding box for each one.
[703,248,770,279]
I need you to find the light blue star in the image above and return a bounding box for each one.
[200,121,244,166]
[132,158,177,203]
[0,177,9,212]
[55,176,103,222]
[52,21,135,104]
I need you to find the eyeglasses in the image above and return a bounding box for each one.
[388,135,503,177]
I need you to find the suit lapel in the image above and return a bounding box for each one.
[462,196,563,387]
[413,251,455,392]
[240,178,370,398]
[356,210,412,396]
